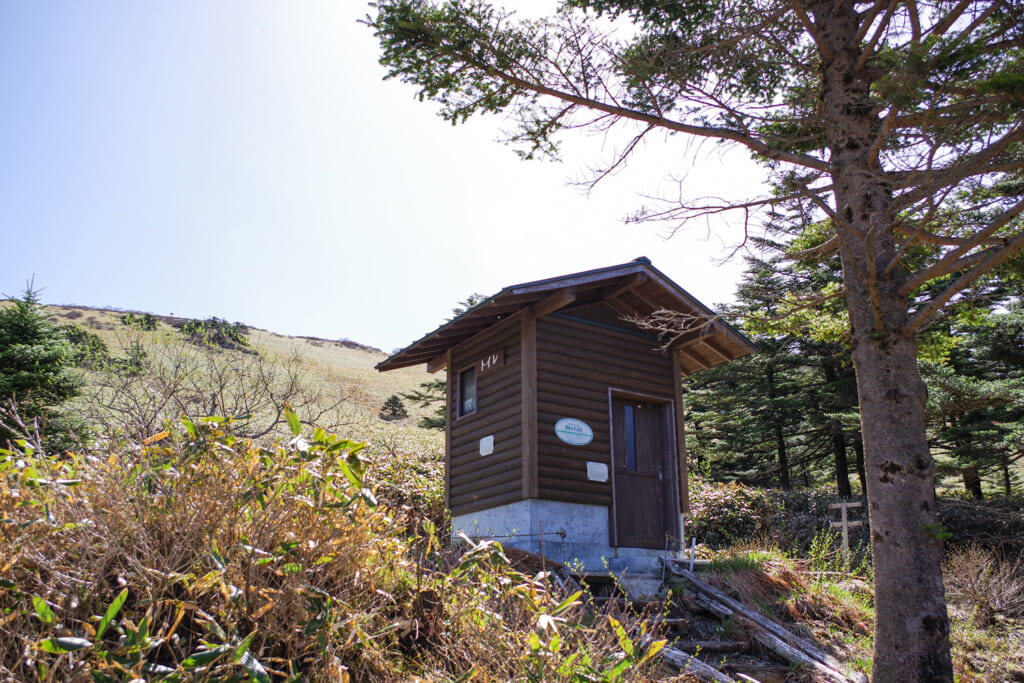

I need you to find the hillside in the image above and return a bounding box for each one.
[44,304,434,420]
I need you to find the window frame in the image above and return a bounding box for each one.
[456,364,478,418]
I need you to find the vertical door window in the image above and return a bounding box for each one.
[458,366,477,417]
[624,404,637,471]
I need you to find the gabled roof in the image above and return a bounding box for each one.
[376,257,756,375]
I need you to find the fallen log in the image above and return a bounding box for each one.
[726,664,789,683]
[643,637,736,683]
[672,640,749,654]
[662,560,867,683]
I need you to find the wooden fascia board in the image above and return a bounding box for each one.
[673,326,756,366]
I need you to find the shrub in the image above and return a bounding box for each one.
[379,394,409,420]
[0,287,85,451]
[687,480,784,548]
[944,544,1024,627]
[177,317,251,352]
[0,414,663,682]
[62,324,111,369]
[119,312,158,331]
[402,379,446,430]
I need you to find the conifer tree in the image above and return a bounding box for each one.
[0,288,83,451]
[369,2,1024,675]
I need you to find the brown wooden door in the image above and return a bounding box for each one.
[611,397,674,549]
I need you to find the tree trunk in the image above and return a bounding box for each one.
[853,433,867,495]
[766,363,791,489]
[831,420,852,497]
[821,361,851,496]
[814,0,954,678]
[961,465,984,500]
[1001,453,1014,495]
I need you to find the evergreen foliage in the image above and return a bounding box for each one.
[379,394,410,420]
[368,1,1024,664]
[119,312,157,331]
[402,378,447,430]
[0,288,84,451]
[177,317,252,352]
[62,324,111,370]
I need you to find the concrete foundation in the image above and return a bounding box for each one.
[451,499,687,573]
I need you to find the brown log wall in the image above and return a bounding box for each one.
[536,316,674,505]
[449,314,523,514]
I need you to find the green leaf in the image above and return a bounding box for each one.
[32,595,55,624]
[240,650,271,683]
[608,616,633,656]
[182,644,233,667]
[210,548,227,571]
[231,631,256,662]
[38,636,92,653]
[637,638,666,665]
[281,562,303,576]
[337,460,362,489]
[606,656,632,679]
[96,587,128,640]
[181,419,198,439]
[285,405,301,436]
[550,590,582,617]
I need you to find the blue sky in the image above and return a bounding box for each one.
[1,1,767,353]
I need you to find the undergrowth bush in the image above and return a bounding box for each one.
[177,318,251,353]
[0,415,662,682]
[120,313,158,331]
[688,480,871,555]
[687,480,783,548]
[944,544,1024,627]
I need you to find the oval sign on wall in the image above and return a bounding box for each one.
[554,418,594,446]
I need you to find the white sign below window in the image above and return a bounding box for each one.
[586,461,609,482]
[479,435,494,456]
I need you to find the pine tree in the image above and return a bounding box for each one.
[0,287,84,451]
[370,1,1024,674]
[402,379,447,430]
[380,394,410,421]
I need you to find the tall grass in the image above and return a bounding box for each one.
[0,416,663,682]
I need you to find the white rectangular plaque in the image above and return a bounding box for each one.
[586,461,609,482]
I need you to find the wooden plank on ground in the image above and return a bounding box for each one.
[663,561,867,683]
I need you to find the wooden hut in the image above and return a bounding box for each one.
[377,258,755,571]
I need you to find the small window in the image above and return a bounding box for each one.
[624,404,637,471]
[458,366,477,417]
